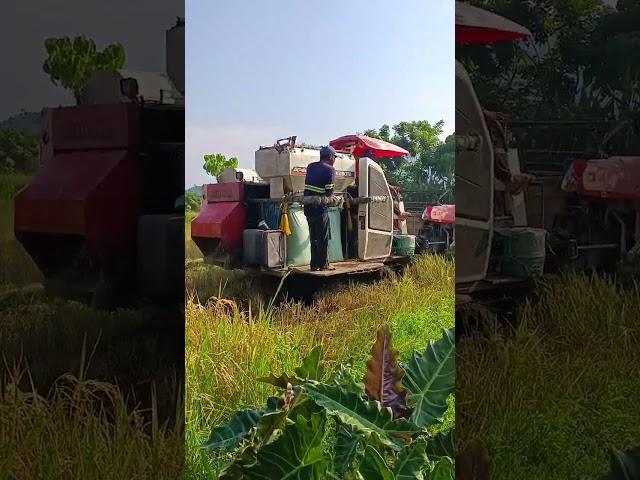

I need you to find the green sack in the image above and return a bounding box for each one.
[286,204,311,267]
[286,205,344,267]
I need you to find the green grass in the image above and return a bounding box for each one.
[185,255,455,479]
[457,274,640,480]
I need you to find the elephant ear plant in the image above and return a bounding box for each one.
[203,326,455,479]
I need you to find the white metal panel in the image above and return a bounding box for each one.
[358,158,393,260]
[455,59,494,284]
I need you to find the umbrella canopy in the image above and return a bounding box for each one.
[330,135,409,159]
[456,2,531,44]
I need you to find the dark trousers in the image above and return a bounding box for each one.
[304,207,330,270]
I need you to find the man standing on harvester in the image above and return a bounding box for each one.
[304,146,337,271]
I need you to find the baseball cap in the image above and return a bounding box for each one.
[320,145,338,158]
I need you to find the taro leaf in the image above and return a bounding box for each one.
[359,444,394,480]
[426,430,456,460]
[218,462,243,480]
[393,437,429,480]
[204,396,280,452]
[429,456,454,480]
[258,345,324,388]
[402,328,455,429]
[203,409,264,452]
[329,363,366,395]
[334,423,363,476]
[363,326,410,419]
[242,412,329,480]
[219,445,258,480]
[304,384,421,448]
[295,345,325,381]
[584,448,640,480]
[253,409,289,447]
[254,389,321,447]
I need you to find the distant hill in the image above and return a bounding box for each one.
[185,185,203,195]
[0,111,41,135]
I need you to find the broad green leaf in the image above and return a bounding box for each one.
[242,412,329,480]
[305,384,421,447]
[295,345,325,381]
[394,437,429,480]
[204,396,280,451]
[329,363,365,395]
[363,326,409,419]
[402,328,455,428]
[426,430,455,460]
[359,445,394,480]
[203,408,264,452]
[429,456,454,480]
[253,409,289,446]
[334,423,363,476]
[257,346,324,388]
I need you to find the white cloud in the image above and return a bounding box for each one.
[185,124,283,187]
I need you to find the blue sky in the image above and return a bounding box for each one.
[186,0,454,187]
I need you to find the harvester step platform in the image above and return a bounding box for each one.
[261,256,410,278]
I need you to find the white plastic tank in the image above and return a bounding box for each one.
[255,146,356,198]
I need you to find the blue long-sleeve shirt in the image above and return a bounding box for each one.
[304,161,335,197]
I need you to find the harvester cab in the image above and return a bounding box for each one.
[191,135,414,277]
[13,18,185,308]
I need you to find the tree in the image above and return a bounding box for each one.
[203,153,238,180]
[43,36,125,103]
[185,191,202,212]
[0,127,39,173]
[363,120,451,201]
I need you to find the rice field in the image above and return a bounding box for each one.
[457,274,640,479]
[185,254,456,478]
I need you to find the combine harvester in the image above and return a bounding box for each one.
[13,18,185,309]
[456,2,640,316]
[417,203,455,254]
[191,135,421,280]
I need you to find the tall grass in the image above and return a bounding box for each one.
[457,274,640,479]
[0,364,183,479]
[1,174,184,478]
[185,255,455,478]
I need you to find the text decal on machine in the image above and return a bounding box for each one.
[290,167,354,178]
